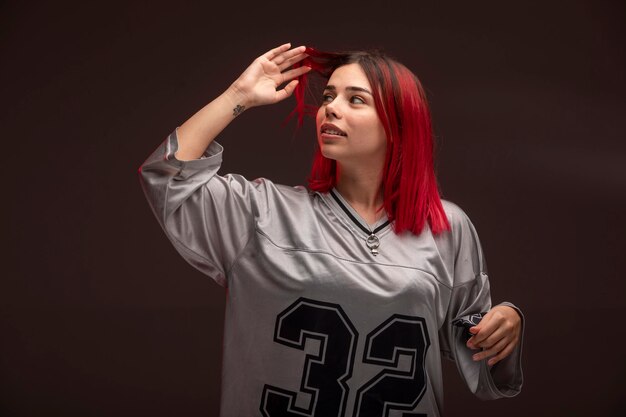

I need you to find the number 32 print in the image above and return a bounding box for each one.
[260,298,431,417]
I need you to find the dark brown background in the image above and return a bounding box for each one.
[2,0,625,416]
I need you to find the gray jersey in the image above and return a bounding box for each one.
[139,128,523,417]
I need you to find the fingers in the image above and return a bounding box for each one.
[486,341,517,366]
[467,319,506,349]
[471,337,507,362]
[466,313,496,348]
[465,305,521,366]
[272,66,310,103]
[262,43,306,65]
[467,326,507,350]
[468,330,518,366]
[468,306,515,347]
[276,46,308,70]
[238,44,310,107]
[263,43,292,61]
[280,65,312,83]
[274,79,299,102]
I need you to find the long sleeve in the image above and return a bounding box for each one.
[438,205,524,400]
[138,128,267,287]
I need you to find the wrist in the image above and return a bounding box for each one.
[495,302,523,320]
[225,82,253,111]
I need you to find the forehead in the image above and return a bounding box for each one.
[326,63,371,89]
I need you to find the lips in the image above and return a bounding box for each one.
[320,123,347,137]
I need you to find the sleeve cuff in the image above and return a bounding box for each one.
[165,127,224,180]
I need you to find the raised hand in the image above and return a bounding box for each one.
[229,43,311,109]
[175,43,311,160]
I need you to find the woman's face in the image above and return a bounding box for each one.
[316,63,387,167]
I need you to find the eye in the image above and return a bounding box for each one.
[350,96,365,104]
[322,94,334,103]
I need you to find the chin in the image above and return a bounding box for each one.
[320,149,334,160]
[319,145,340,161]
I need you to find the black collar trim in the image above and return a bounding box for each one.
[329,190,390,235]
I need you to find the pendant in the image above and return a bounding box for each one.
[366,233,380,256]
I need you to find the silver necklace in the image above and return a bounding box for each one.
[330,190,390,256]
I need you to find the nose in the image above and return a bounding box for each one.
[325,101,341,119]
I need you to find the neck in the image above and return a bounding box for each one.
[335,162,384,225]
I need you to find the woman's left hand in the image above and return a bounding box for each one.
[466,305,522,366]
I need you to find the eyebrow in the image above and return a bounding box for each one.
[323,85,373,95]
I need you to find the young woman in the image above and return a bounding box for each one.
[139,43,523,417]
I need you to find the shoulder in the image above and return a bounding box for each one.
[440,199,474,231]
[432,200,488,285]
[248,177,312,201]
[209,173,309,199]
[441,199,465,218]
[232,176,314,216]
[436,200,483,256]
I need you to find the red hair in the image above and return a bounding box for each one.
[292,48,450,236]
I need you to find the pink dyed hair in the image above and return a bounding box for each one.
[291,47,450,236]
